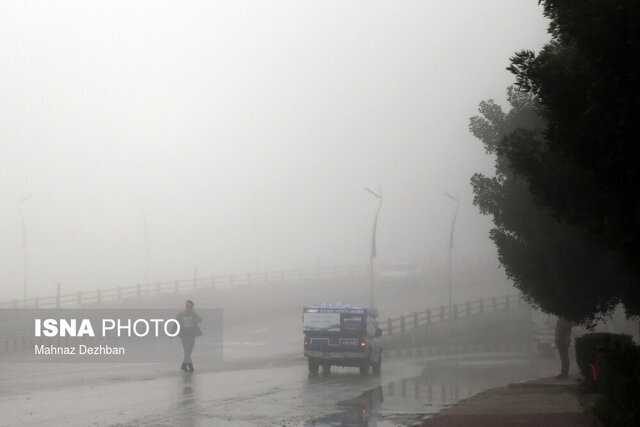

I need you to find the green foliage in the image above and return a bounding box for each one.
[470,89,623,323]
[591,339,640,427]
[503,0,640,314]
[574,333,633,387]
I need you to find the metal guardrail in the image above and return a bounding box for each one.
[382,294,527,336]
[0,264,368,309]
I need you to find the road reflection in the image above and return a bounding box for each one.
[306,385,384,427]
[169,371,199,427]
[305,358,554,426]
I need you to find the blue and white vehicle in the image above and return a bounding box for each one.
[303,304,383,375]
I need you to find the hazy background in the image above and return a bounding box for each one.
[0,1,549,299]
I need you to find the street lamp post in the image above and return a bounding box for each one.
[142,211,151,284]
[444,193,459,317]
[364,188,383,309]
[18,195,31,301]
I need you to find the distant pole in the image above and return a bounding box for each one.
[251,191,261,273]
[365,187,383,309]
[444,193,459,316]
[18,195,31,301]
[142,211,150,284]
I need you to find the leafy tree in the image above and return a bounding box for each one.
[470,88,626,323]
[503,0,640,313]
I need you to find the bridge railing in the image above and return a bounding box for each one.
[382,294,528,336]
[0,264,368,309]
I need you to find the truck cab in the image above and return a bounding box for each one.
[303,304,382,376]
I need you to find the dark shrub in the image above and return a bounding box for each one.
[592,342,640,427]
[574,333,633,387]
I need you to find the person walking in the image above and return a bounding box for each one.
[177,300,202,372]
[555,317,573,379]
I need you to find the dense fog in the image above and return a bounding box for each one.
[0,1,548,299]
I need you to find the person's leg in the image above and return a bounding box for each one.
[180,335,194,371]
[184,336,195,370]
[180,336,187,371]
[189,337,196,371]
[188,338,196,371]
[558,341,570,378]
[561,344,570,376]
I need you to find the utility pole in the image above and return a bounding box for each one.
[444,193,459,316]
[19,194,31,301]
[142,211,150,284]
[365,187,383,309]
[251,191,260,273]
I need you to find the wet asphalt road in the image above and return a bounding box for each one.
[0,354,556,426]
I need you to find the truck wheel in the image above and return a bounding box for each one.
[359,361,370,376]
[308,360,319,376]
[322,363,331,376]
[372,357,381,375]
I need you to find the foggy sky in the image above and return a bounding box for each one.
[0,1,549,298]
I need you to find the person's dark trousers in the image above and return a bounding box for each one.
[556,340,570,377]
[181,335,196,368]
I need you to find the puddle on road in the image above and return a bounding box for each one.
[304,377,452,427]
[305,358,555,426]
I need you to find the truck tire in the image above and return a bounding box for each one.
[372,356,381,375]
[308,360,319,376]
[322,362,331,376]
[359,360,370,376]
